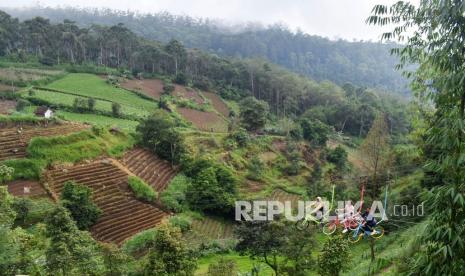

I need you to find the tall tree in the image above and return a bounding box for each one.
[143,223,197,275]
[360,113,391,199]
[369,1,465,274]
[60,181,102,230]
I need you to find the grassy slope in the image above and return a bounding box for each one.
[45,73,157,117]
[27,128,135,163]
[56,111,139,132]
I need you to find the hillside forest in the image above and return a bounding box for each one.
[0,0,464,275]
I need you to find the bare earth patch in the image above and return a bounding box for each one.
[0,83,16,92]
[0,100,16,114]
[177,107,228,132]
[120,78,164,99]
[174,85,204,104]
[203,91,229,117]
[6,180,48,197]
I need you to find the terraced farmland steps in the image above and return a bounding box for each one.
[0,123,88,161]
[45,160,169,244]
[121,148,178,193]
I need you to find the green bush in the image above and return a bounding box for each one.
[128,176,157,202]
[169,215,192,233]
[326,145,348,169]
[112,102,122,117]
[16,99,30,111]
[160,174,191,212]
[122,228,158,256]
[163,83,175,95]
[61,181,102,230]
[2,159,44,180]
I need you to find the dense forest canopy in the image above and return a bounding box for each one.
[2,6,410,95]
[0,9,410,138]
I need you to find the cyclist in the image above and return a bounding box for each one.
[361,207,377,235]
[342,200,355,233]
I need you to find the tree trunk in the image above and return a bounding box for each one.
[370,239,375,261]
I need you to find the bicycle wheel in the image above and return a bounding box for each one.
[348,232,363,243]
[322,222,337,235]
[295,219,310,230]
[371,226,384,239]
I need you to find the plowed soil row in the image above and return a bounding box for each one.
[121,148,177,192]
[46,160,168,244]
[188,217,234,240]
[202,92,229,117]
[120,79,164,99]
[177,107,228,132]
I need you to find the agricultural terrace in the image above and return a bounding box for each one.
[0,100,16,114]
[174,84,204,104]
[203,91,230,117]
[45,160,169,244]
[119,78,164,99]
[0,67,64,86]
[56,111,139,132]
[45,73,158,117]
[6,180,48,198]
[0,83,15,92]
[177,107,228,132]
[121,148,177,192]
[0,122,88,161]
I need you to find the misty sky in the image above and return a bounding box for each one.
[2,0,408,41]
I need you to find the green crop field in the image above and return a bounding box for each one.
[56,111,139,132]
[29,89,113,112]
[45,73,157,116]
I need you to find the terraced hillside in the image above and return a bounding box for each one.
[0,123,88,161]
[120,78,164,99]
[268,189,302,208]
[187,217,235,242]
[121,148,177,192]
[203,91,229,117]
[177,107,228,132]
[45,160,168,244]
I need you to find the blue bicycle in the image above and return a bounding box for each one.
[348,220,384,243]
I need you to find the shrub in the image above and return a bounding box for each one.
[163,83,175,95]
[299,118,331,146]
[326,145,348,169]
[73,97,87,113]
[0,164,14,184]
[87,97,96,111]
[61,181,102,230]
[185,159,237,215]
[15,99,30,112]
[160,174,191,212]
[169,215,192,233]
[193,77,211,91]
[122,228,158,256]
[112,102,122,117]
[128,176,157,202]
[2,159,43,180]
[174,72,188,85]
[247,156,265,181]
[229,128,249,147]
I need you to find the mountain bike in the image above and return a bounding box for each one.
[348,220,384,243]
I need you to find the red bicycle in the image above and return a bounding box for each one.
[322,211,361,235]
